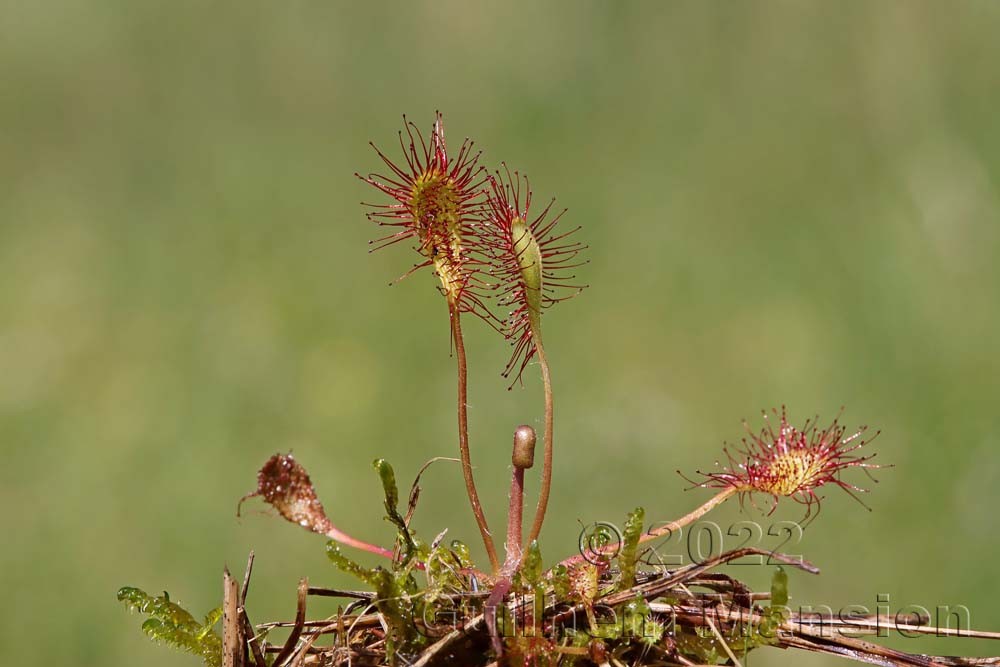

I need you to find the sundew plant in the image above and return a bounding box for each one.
[119,114,1000,667]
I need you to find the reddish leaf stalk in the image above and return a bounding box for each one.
[526,335,553,546]
[323,526,398,562]
[557,488,737,569]
[451,300,501,572]
[638,487,737,545]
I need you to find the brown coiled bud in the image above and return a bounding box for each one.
[238,453,333,535]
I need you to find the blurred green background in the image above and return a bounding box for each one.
[3,2,1000,665]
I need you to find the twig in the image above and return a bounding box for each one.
[240,551,255,607]
[306,588,376,601]
[410,614,485,667]
[780,630,947,667]
[606,548,818,607]
[678,582,742,667]
[240,609,268,667]
[272,578,308,667]
[405,457,461,526]
[223,567,243,667]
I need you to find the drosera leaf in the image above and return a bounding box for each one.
[580,522,616,568]
[567,563,599,607]
[623,594,662,645]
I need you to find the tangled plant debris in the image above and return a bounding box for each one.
[120,114,1000,667]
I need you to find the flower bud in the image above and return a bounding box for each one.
[512,424,537,469]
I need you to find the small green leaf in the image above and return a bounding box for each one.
[618,507,644,590]
[372,458,416,558]
[373,458,399,514]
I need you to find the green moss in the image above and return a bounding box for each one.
[117,587,222,667]
[373,458,417,561]
[550,564,570,599]
[322,459,444,663]
[618,507,644,590]
[758,565,791,644]
[674,626,725,664]
[425,539,472,604]
[523,540,544,586]
[325,541,426,663]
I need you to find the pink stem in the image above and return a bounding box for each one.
[324,526,426,571]
[505,467,526,566]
